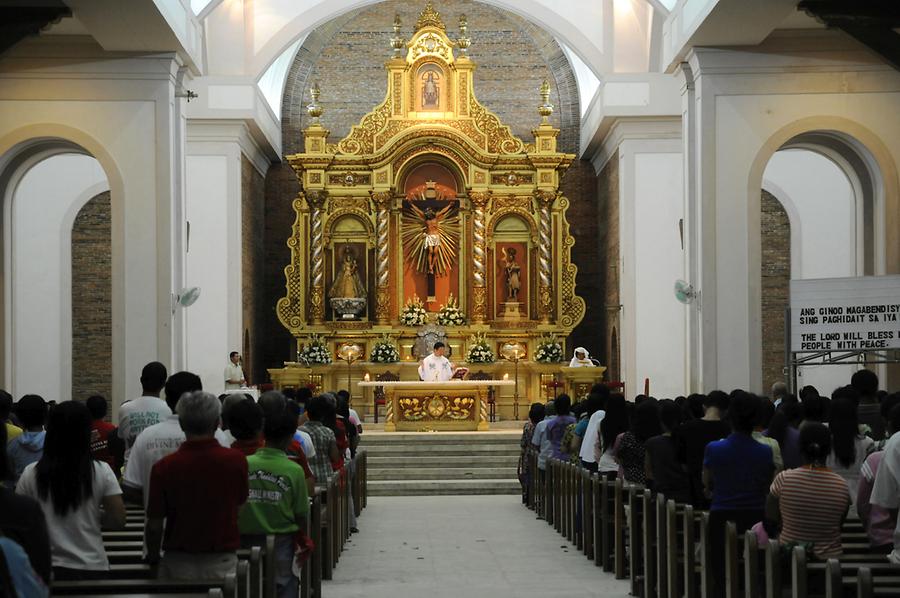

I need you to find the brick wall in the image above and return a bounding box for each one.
[242,157,267,384]
[262,0,600,376]
[71,191,112,407]
[761,189,791,391]
[597,154,620,380]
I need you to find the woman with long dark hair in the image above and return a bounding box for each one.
[15,401,126,580]
[614,398,661,484]
[598,394,629,481]
[826,398,874,504]
[766,398,802,469]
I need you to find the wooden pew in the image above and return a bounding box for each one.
[52,573,237,597]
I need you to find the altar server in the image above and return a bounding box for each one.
[418,342,455,382]
[569,347,593,368]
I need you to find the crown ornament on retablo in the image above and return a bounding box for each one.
[416,2,446,31]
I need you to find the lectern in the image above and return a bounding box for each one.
[560,366,607,400]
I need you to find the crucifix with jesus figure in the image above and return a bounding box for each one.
[401,180,460,304]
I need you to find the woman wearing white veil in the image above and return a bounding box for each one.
[569,347,593,367]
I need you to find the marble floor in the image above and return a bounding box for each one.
[325,495,632,598]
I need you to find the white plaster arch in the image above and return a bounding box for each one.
[221,0,612,80]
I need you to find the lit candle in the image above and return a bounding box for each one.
[364,373,370,382]
[503,373,509,380]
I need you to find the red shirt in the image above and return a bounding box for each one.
[90,420,117,468]
[148,438,248,553]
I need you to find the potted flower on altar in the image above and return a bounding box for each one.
[298,333,332,365]
[399,295,427,327]
[436,293,466,326]
[370,334,400,363]
[534,333,563,363]
[465,332,495,364]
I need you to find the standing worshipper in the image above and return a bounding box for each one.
[418,342,455,381]
[224,351,246,390]
[86,395,124,473]
[546,394,576,460]
[615,399,661,485]
[300,395,341,486]
[7,394,48,483]
[675,390,731,508]
[118,362,171,459]
[645,400,691,503]
[146,391,248,579]
[857,401,900,552]
[0,389,22,444]
[597,394,629,480]
[703,392,774,598]
[16,401,126,580]
[239,405,309,598]
[577,387,609,472]
[519,402,545,504]
[826,398,874,504]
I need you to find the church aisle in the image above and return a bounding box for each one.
[327,495,631,598]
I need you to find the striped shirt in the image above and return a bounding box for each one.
[770,466,851,559]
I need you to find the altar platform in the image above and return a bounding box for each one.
[358,380,514,432]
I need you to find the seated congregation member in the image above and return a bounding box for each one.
[239,405,309,598]
[123,371,227,505]
[519,402,545,503]
[8,395,48,483]
[86,395,124,474]
[0,389,22,443]
[826,398,874,504]
[644,400,691,503]
[676,390,730,507]
[597,394,629,480]
[16,401,126,580]
[766,399,803,469]
[575,390,608,472]
[0,423,51,585]
[146,391,248,580]
[615,399,661,485]
[851,369,883,440]
[546,394,576,460]
[300,394,341,487]
[531,400,557,483]
[754,400,783,472]
[117,361,170,459]
[766,423,850,560]
[704,392,774,598]
[857,402,900,551]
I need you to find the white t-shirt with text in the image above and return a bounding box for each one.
[17,461,121,571]
[117,396,172,457]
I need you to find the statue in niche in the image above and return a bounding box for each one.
[421,70,440,109]
[329,246,367,320]
[502,247,521,302]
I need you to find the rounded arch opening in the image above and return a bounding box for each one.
[396,154,466,198]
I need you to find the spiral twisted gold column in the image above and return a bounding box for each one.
[469,191,490,323]
[535,190,555,323]
[307,190,328,324]
[371,192,392,324]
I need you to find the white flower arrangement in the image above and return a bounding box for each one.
[400,295,427,327]
[370,334,400,363]
[465,332,495,363]
[534,334,563,363]
[436,293,466,326]
[298,333,333,365]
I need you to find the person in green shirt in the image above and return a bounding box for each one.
[238,405,309,598]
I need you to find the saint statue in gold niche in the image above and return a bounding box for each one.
[329,246,366,299]
[421,70,440,109]
[502,247,521,301]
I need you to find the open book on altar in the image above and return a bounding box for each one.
[451,367,469,380]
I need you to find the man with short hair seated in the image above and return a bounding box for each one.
[239,404,309,598]
[145,391,249,580]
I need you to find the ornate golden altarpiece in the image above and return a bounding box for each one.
[269,5,587,420]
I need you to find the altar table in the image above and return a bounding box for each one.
[357,380,514,432]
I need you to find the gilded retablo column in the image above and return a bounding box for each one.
[535,190,555,323]
[469,191,490,323]
[371,191,392,324]
[307,190,328,324]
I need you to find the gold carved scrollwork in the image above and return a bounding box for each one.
[337,101,391,155]
[408,32,453,63]
[471,286,487,323]
[469,95,524,155]
[398,394,475,422]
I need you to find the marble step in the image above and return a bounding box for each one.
[362,443,520,456]
[360,432,521,444]
[368,467,515,480]
[367,479,521,496]
[367,454,519,468]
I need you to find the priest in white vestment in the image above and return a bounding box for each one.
[418,342,455,381]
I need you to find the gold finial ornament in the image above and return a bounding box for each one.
[416,2,446,31]
[390,14,404,58]
[456,14,471,55]
[307,82,323,122]
[538,79,554,122]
